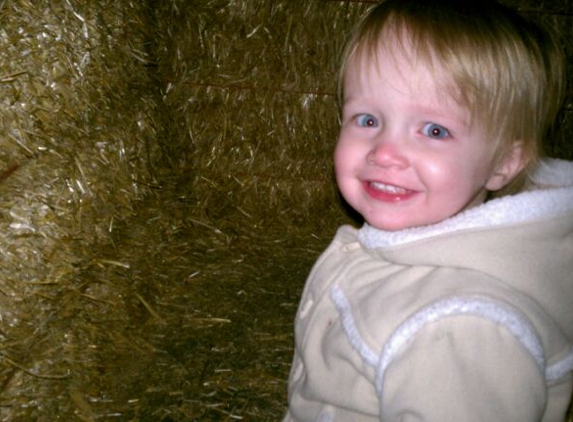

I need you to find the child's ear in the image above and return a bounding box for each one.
[485,141,527,191]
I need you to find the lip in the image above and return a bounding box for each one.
[362,181,418,203]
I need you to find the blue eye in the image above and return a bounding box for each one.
[356,114,378,128]
[422,123,450,139]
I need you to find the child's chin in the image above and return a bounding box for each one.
[365,219,410,232]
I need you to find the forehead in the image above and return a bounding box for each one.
[344,37,457,104]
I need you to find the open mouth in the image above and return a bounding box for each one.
[369,181,409,195]
[364,181,417,202]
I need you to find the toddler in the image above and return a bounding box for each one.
[284,0,573,421]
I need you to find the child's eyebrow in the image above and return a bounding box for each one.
[411,99,471,124]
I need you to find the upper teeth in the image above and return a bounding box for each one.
[371,182,407,194]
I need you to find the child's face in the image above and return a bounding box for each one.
[335,41,506,231]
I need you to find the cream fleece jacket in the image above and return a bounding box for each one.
[285,158,573,422]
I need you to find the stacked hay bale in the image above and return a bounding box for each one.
[150,1,356,231]
[0,1,157,419]
[0,0,571,420]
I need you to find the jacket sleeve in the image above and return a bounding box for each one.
[378,312,547,422]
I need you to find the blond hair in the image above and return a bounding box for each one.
[339,0,566,196]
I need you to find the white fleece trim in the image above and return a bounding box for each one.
[329,286,550,398]
[358,158,573,249]
[546,347,573,382]
[374,296,546,397]
[330,284,378,367]
[531,158,573,187]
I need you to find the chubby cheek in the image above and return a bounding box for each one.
[421,160,451,189]
[333,141,348,179]
[333,141,361,191]
[332,142,353,198]
[421,157,487,209]
[334,135,362,171]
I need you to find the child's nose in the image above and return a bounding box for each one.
[366,135,408,168]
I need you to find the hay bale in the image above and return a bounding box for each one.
[150,1,370,229]
[0,1,155,418]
